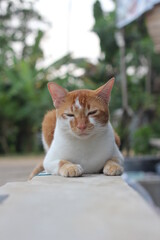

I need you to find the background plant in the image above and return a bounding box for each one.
[0,0,160,155]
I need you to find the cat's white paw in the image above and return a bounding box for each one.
[103,160,123,176]
[59,163,84,177]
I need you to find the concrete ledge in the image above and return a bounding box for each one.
[0,175,160,240]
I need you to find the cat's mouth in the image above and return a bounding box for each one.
[78,132,89,136]
[70,127,93,138]
[71,130,90,138]
[76,128,95,138]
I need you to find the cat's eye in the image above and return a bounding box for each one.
[65,113,74,117]
[88,110,97,116]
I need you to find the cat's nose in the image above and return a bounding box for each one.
[77,123,87,131]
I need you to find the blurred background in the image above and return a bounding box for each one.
[0,0,160,203]
[0,0,160,156]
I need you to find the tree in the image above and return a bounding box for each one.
[91,0,160,154]
[0,0,50,153]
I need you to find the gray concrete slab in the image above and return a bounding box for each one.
[0,174,160,240]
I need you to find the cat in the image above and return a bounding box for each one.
[29,77,124,179]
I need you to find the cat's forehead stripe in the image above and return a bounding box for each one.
[72,95,88,111]
[75,97,82,109]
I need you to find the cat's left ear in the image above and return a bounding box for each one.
[47,82,68,108]
[96,77,115,104]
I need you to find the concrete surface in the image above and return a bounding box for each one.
[0,174,160,240]
[0,155,43,186]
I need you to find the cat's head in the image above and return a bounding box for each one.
[48,78,114,139]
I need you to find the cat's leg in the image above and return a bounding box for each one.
[44,159,84,177]
[58,160,84,177]
[103,158,123,176]
[43,138,84,177]
[103,144,124,176]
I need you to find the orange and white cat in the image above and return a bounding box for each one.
[29,77,123,179]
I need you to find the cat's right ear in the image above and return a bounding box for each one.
[47,82,68,108]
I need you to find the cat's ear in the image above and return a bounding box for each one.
[47,82,68,108]
[96,77,115,104]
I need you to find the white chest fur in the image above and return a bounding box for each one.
[43,121,123,174]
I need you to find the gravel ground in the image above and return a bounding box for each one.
[0,155,44,186]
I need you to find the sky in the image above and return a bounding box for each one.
[35,0,115,65]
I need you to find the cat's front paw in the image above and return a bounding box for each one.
[59,162,84,177]
[103,160,123,176]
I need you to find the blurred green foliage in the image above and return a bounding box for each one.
[133,125,153,154]
[0,0,160,155]
[0,0,51,153]
[92,1,160,154]
[133,123,160,154]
